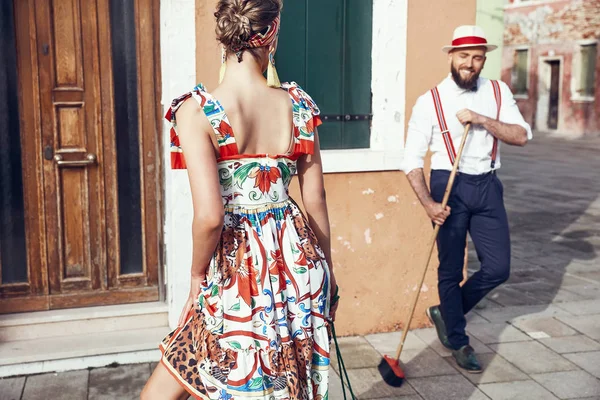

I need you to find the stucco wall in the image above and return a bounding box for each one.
[405,0,478,125]
[503,0,600,136]
[477,0,505,80]
[182,0,477,336]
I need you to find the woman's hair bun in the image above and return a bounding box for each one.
[215,0,282,53]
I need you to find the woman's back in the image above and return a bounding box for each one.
[211,82,294,156]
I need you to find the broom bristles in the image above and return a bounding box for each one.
[378,355,405,387]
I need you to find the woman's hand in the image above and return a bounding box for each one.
[177,273,205,327]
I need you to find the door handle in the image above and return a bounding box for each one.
[53,153,97,167]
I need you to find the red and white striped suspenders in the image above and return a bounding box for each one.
[430,80,502,169]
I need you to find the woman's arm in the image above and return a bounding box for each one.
[296,129,336,289]
[176,99,225,278]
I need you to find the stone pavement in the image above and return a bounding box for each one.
[2,134,600,399]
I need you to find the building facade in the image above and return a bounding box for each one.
[0,0,477,376]
[503,0,600,136]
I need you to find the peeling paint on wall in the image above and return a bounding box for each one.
[504,0,600,45]
[364,229,372,244]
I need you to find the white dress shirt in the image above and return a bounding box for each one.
[401,75,533,175]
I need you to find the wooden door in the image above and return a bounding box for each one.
[0,0,162,313]
[548,61,560,130]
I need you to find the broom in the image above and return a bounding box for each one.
[377,123,472,387]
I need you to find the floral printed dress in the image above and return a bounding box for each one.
[160,82,333,400]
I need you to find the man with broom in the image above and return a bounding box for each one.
[400,26,532,374]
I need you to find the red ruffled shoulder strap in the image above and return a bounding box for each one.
[281,82,322,156]
[165,83,239,169]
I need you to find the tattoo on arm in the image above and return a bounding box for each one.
[406,168,434,208]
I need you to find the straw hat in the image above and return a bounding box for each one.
[442,25,498,53]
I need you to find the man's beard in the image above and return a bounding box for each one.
[451,64,480,90]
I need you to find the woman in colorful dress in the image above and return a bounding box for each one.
[141,1,339,399]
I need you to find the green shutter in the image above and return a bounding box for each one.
[580,44,597,97]
[306,0,344,149]
[277,1,306,86]
[277,0,372,150]
[343,0,372,149]
[514,49,528,95]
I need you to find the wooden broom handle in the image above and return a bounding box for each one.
[395,123,471,360]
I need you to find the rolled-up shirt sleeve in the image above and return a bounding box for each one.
[401,94,433,174]
[499,80,533,140]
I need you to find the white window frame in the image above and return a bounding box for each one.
[512,46,530,100]
[321,0,407,173]
[571,39,598,103]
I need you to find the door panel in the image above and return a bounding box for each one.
[1,0,162,313]
[36,0,105,295]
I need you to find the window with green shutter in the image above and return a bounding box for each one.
[578,43,597,97]
[512,49,528,95]
[276,0,373,150]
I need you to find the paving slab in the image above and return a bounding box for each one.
[486,286,544,307]
[510,317,578,338]
[571,398,600,400]
[344,368,417,399]
[414,328,492,357]
[408,374,489,400]
[399,348,458,378]
[466,311,491,324]
[489,341,579,374]
[330,336,382,371]
[88,364,150,400]
[564,351,600,379]
[21,370,88,400]
[328,368,345,399]
[562,284,600,300]
[555,299,600,316]
[448,353,528,385]
[531,370,600,399]
[368,397,424,400]
[557,314,600,340]
[539,335,600,353]
[364,330,428,356]
[149,362,158,375]
[565,263,600,274]
[578,271,600,283]
[476,304,573,323]
[466,322,531,344]
[478,380,559,400]
[0,377,25,400]
[547,289,591,304]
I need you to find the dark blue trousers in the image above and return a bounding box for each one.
[430,169,511,350]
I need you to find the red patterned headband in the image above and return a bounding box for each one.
[244,16,280,49]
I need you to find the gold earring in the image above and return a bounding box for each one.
[219,46,227,84]
[267,49,281,88]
